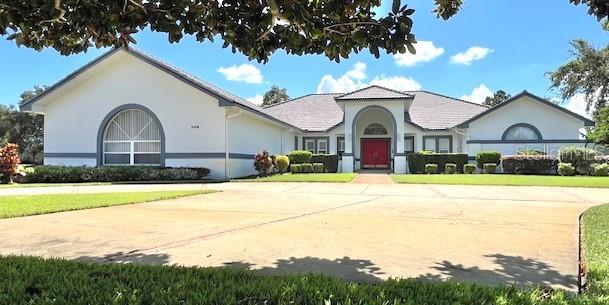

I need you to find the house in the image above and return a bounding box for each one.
[21,48,595,179]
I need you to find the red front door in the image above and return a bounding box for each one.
[362,139,390,168]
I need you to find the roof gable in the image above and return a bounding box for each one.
[335,85,413,101]
[457,91,594,127]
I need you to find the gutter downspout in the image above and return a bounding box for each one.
[225,108,242,180]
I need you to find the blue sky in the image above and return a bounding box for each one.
[0,0,607,116]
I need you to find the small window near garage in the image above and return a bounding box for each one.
[304,139,316,153]
[423,136,452,153]
[318,139,328,154]
[337,137,345,156]
[404,136,415,154]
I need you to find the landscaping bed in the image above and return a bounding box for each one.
[0,190,214,218]
[240,173,357,183]
[0,255,581,305]
[390,174,609,188]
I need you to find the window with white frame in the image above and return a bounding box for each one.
[423,136,452,153]
[404,136,415,154]
[304,139,316,153]
[103,109,161,165]
[337,137,345,156]
[364,123,388,135]
[503,124,541,141]
[317,139,328,154]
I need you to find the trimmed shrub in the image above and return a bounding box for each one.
[254,150,274,176]
[0,143,21,183]
[483,163,497,174]
[463,163,476,174]
[445,163,457,174]
[425,163,438,174]
[592,163,609,177]
[559,147,597,175]
[290,164,302,173]
[558,163,575,176]
[310,154,339,173]
[407,153,468,174]
[501,155,558,175]
[275,155,290,173]
[312,163,324,173]
[301,163,313,173]
[517,148,545,156]
[476,151,501,169]
[23,166,210,183]
[288,150,313,164]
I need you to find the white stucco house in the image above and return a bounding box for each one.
[21,48,596,179]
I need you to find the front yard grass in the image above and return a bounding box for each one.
[582,204,609,298]
[0,255,582,305]
[239,173,357,183]
[0,190,214,219]
[391,174,609,188]
[0,182,111,189]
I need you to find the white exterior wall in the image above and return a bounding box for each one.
[41,52,230,179]
[228,112,291,178]
[465,95,587,158]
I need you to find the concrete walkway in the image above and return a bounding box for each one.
[351,172,394,184]
[1,181,608,290]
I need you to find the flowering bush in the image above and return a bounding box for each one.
[254,150,274,176]
[0,143,21,183]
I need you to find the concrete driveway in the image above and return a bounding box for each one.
[1,181,608,290]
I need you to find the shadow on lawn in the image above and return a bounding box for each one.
[75,251,171,265]
[418,254,578,289]
[224,256,386,283]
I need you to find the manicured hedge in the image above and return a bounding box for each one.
[310,154,340,173]
[0,255,578,305]
[475,151,501,169]
[559,147,596,175]
[288,150,313,164]
[21,166,210,183]
[501,155,558,175]
[408,153,468,174]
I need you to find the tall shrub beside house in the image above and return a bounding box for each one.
[502,155,558,175]
[476,151,501,169]
[310,154,340,173]
[559,147,597,175]
[0,143,21,183]
[408,152,468,174]
[288,150,312,164]
[253,150,274,176]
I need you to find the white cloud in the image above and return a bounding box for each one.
[217,64,263,84]
[461,84,493,104]
[450,47,493,65]
[316,62,422,93]
[565,93,593,118]
[246,95,264,105]
[369,75,422,91]
[393,41,445,67]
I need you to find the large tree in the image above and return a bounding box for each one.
[262,85,289,107]
[0,86,46,164]
[0,0,604,62]
[589,106,609,146]
[483,90,511,107]
[549,39,609,113]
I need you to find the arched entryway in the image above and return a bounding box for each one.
[351,105,397,171]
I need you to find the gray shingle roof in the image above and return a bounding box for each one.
[263,94,344,131]
[264,89,488,131]
[405,91,489,130]
[335,85,413,100]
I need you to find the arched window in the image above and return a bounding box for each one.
[502,123,542,141]
[364,123,388,135]
[103,108,162,165]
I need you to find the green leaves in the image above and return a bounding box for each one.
[0,0,418,63]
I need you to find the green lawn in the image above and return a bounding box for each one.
[582,204,609,298]
[239,173,358,183]
[391,174,609,188]
[0,182,111,189]
[0,190,214,218]
[0,255,580,305]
